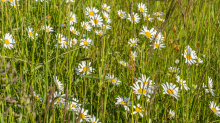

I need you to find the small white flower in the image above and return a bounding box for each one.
[27,27,38,39]
[81,21,92,31]
[131,104,144,117]
[1,33,15,49]
[70,26,80,35]
[138,3,147,13]
[102,3,111,12]
[85,7,99,18]
[115,96,132,111]
[95,30,104,37]
[43,25,53,32]
[90,14,103,27]
[169,109,175,119]
[131,51,137,61]
[118,10,127,19]
[69,12,77,25]
[106,73,121,85]
[119,61,127,67]
[128,12,140,24]
[175,59,180,64]
[75,61,95,77]
[128,38,138,47]
[80,38,93,49]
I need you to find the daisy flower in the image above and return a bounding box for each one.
[157,17,165,22]
[43,25,53,32]
[128,12,140,24]
[176,75,189,91]
[70,38,78,47]
[80,38,93,49]
[69,12,77,25]
[138,3,147,13]
[209,101,220,117]
[183,45,198,65]
[161,82,179,99]
[101,24,111,29]
[7,0,19,2]
[139,26,156,39]
[136,74,154,89]
[53,91,65,106]
[90,115,101,123]
[86,7,99,18]
[10,1,20,7]
[90,14,103,27]
[198,58,203,64]
[75,61,95,77]
[102,3,111,12]
[33,91,42,102]
[27,27,38,39]
[175,59,180,64]
[118,10,127,19]
[105,73,121,85]
[192,84,198,89]
[130,82,151,100]
[53,76,64,92]
[143,13,153,22]
[150,32,165,42]
[66,0,75,3]
[76,108,91,122]
[131,104,144,117]
[119,61,127,67]
[81,21,92,31]
[131,51,137,61]
[153,12,164,16]
[128,38,138,47]
[115,96,132,111]
[102,13,112,24]
[70,26,80,35]
[69,98,81,111]
[1,33,15,49]
[168,67,179,73]
[169,109,175,119]
[1,0,7,2]
[95,30,104,37]
[205,76,215,96]
[59,41,69,49]
[150,40,165,50]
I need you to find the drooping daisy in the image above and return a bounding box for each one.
[43,25,53,32]
[69,98,81,111]
[169,109,175,119]
[150,32,165,42]
[183,45,198,65]
[153,12,164,16]
[128,12,140,24]
[209,101,220,117]
[128,38,138,47]
[176,75,189,91]
[136,74,154,89]
[90,115,101,123]
[175,59,180,64]
[157,17,165,22]
[76,108,91,122]
[85,7,99,18]
[53,76,64,92]
[115,96,132,111]
[75,61,95,77]
[102,3,111,12]
[105,73,121,85]
[131,104,144,117]
[27,27,38,39]
[168,67,179,73]
[103,13,111,24]
[53,91,65,106]
[139,26,156,39]
[143,13,153,22]
[70,38,78,47]
[205,76,215,96]
[101,24,111,30]
[80,38,93,49]
[90,14,103,27]
[131,51,137,61]
[130,82,151,100]
[161,82,179,99]
[150,40,165,50]
[81,21,92,31]
[1,33,15,49]
[70,26,80,35]
[119,61,127,67]
[95,30,104,37]
[69,12,77,25]
[138,3,147,13]
[118,10,127,19]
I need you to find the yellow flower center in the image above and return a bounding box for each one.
[65,41,68,45]
[4,39,9,44]
[170,113,173,116]
[172,69,177,73]
[46,28,49,32]
[132,43,136,46]
[72,40,75,44]
[83,67,89,72]
[83,25,87,29]
[56,98,61,103]
[120,14,123,17]
[131,17,135,21]
[110,79,116,83]
[84,41,89,46]
[154,44,160,48]
[98,33,102,36]
[58,38,62,42]
[131,54,135,58]
[138,89,146,94]
[94,19,99,24]
[143,82,149,86]
[167,89,174,95]
[212,108,217,113]
[145,32,151,37]
[29,32,33,37]
[194,86,197,88]
[186,54,191,60]
[156,13,160,15]
[121,101,127,105]
[104,7,108,10]
[80,113,85,119]
[72,30,76,33]
[140,8,144,12]
[135,107,142,113]
[36,96,39,100]
[72,104,76,107]
[70,17,73,21]
[89,11,94,16]
[121,62,126,66]
[9,0,13,1]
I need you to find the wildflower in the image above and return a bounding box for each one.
[139,26,156,39]
[43,25,53,32]
[176,75,189,91]
[75,61,95,77]
[102,12,111,24]
[136,74,154,89]
[150,32,165,42]
[76,108,91,122]
[192,84,198,89]
[128,38,138,47]
[138,3,147,13]
[209,101,220,117]
[102,3,111,12]
[143,13,153,22]
[153,12,164,16]
[106,73,121,85]
[131,104,144,117]
[86,7,99,18]
[80,38,93,49]
[81,21,92,31]
[161,82,179,99]
[90,14,103,27]
[95,30,103,37]
[69,12,77,25]
[53,76,64,92]
[53,91,65,106]
[183,45,198,65]
[115,96,132,111]
[1,33,15,49]
[128,12,140,24]
[119,61,127,67]
[101,24,111,30]
[130,82,151,100]
[205,77,215,96]
[131,51,137,61]
[168,67,179,73]
[150,40,165,50]
[169,109,175,119]
[70,26,80,35]
[70,38,78,47]
[198,58,203,64]
[27,27,38,39]
[175,59,180,64]
[118,10,127,19]
[157,17,165,22]
[69,98,81,111]
[33,91,42,102]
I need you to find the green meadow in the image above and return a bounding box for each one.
[0,0,220,122]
